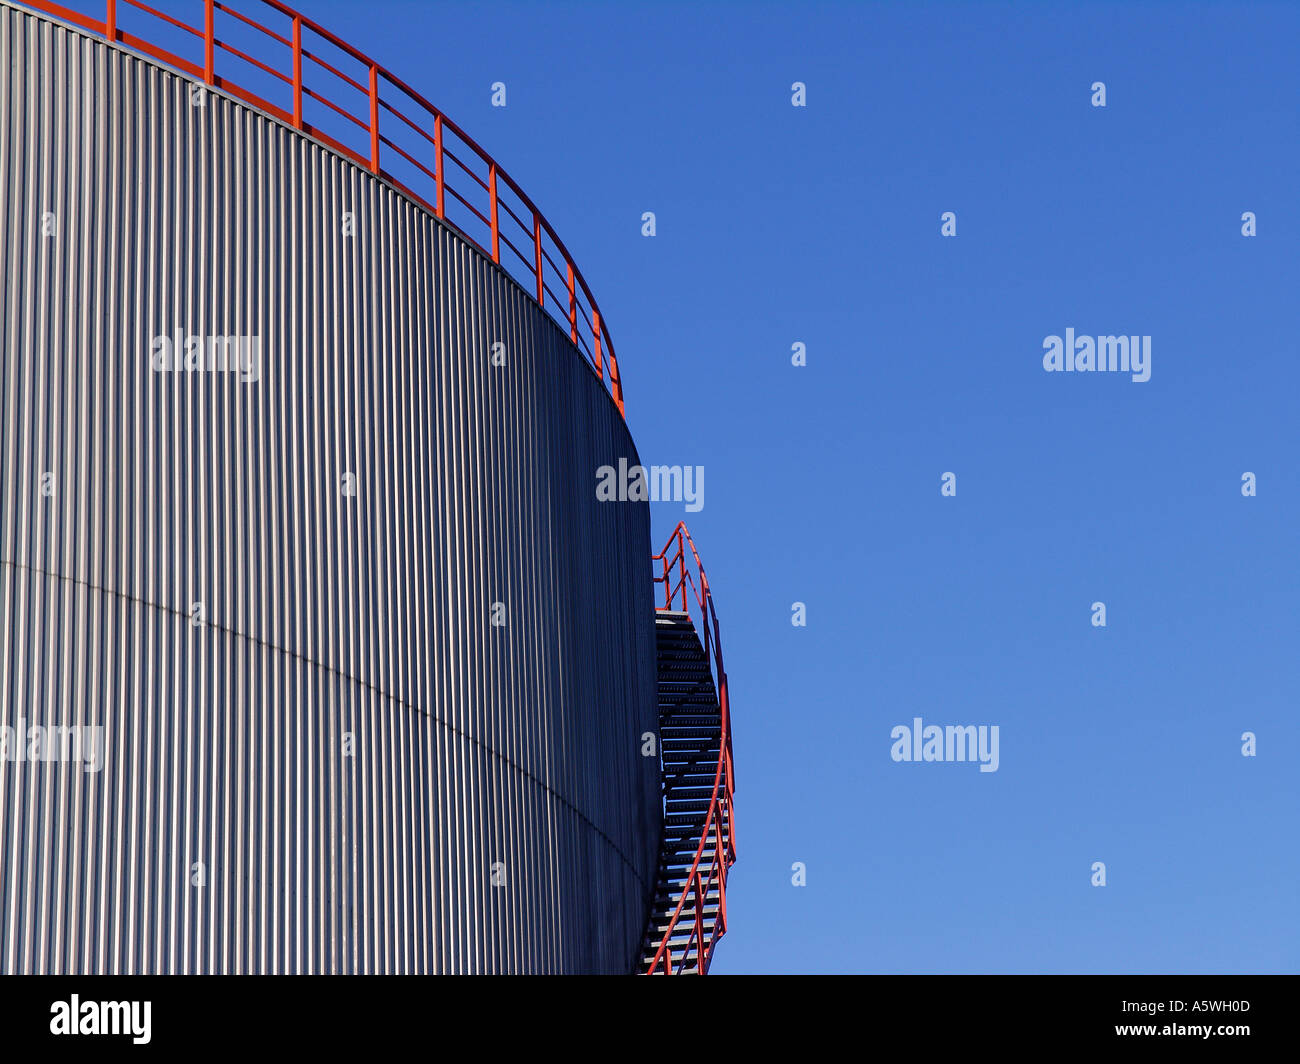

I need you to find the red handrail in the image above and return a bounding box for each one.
[16,0,625,417]
[647,522,736,974]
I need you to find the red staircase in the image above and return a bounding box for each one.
[642,524,736,974]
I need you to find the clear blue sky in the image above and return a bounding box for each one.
[296,0,1298,973]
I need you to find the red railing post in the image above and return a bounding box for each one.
[489,163,500,263]
[433,114,445,218]
[721,678,736,848]
[203,0,214,84]
[566,262,577,344]
[700,572,711,658]
[693,874,704,972]
[368,62,380,174]
[717,818,726,902]
[677,532,686,612]
[592,310,603,379]
[532,212,544,306]
[607,348,624,417]
[291,15,302,129]
[105,0,116,42]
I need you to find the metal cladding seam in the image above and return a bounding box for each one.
[0,1,660,974]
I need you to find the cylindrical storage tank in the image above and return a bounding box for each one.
[0,0,659,974]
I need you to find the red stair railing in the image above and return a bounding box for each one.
[15,0,625,416]
[648,522,736,974]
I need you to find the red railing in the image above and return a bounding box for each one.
[647,522,736,974]
[18,0,625,417]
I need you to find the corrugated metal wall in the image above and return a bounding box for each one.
[0,1,660,974]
